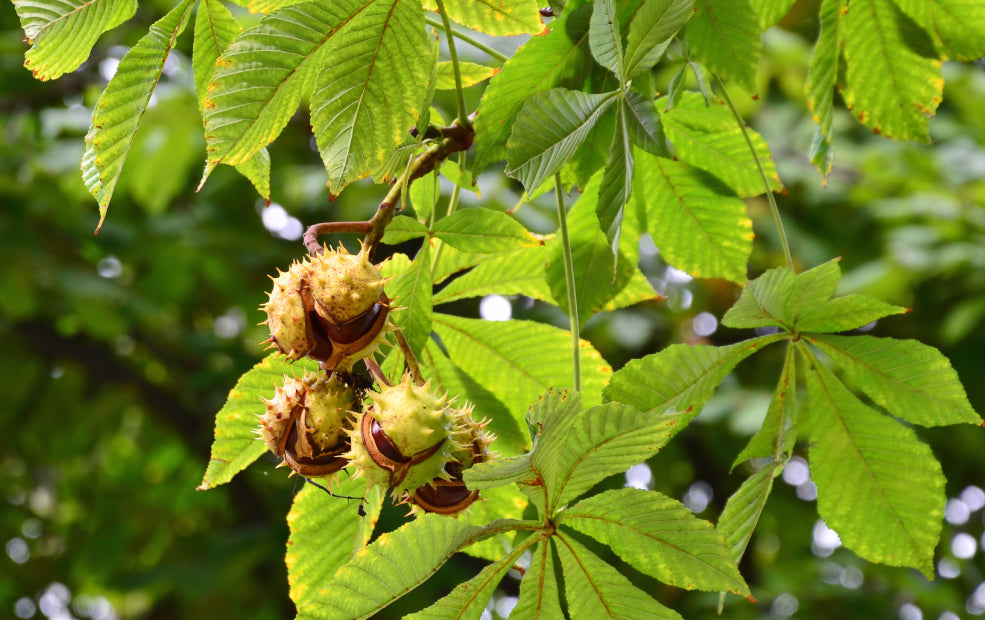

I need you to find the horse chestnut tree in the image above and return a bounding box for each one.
[14,0,985,618]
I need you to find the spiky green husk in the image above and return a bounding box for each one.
[258,375,306,456]
[369,374,452,457]
[304,375,357,451]
[343,412,393,488]
[307,244,386,324]
[261,261,310,361]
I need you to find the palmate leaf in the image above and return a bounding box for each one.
[623,0,694,80]
[511,540,564,620]
[382,214,429,244]
[560,488,750,597]
[387,242,432,358]
[472,3,594,172]
[80,0,195,229]
[805,0,845,178]
[432,245,553,305]
[506,88,618,193]
[197,354,320,490]
[432,209,541,254]
[661,92,782,198]
[310,0,430,194]
[841,0,942,141]
[423,0,544,36]
[203,0,361,169]
[604,334,786,414]
[15,0,137,81]
[535,403,697,511]
[685,0,762,94]
[433,314,612,421]
[286,479,383,607]
[296,514,484,620]
[635,154,752,283]
[811,334,981,426]
[803,350,945,578]
[554,534,683,620]
[405,542,532,620]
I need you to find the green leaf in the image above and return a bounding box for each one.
[546,175,656,327]
[795,294,906,333]
[733,343,796,466]
[811,334,982,426]
[720,266,795,330]
[785,258,841,323]
[463,454,534,491]
[604,335,784,414]
[506,88,618,193]
[473,4,593,171]
[81,0,195,229]
[16,0,137,81]
[537,404,697,510]
[410,170,440,224]
[716,461,780,603]
[423,0,544,36]
[234,149,272,202]
[750,0,797,28]
[439,159,481,195]
[197,354,320,490]
[589,0,624,81]
[311,0,430,194]
[405,542,531,620]
[623,0,694,79]
[460,485,529,562]
[435,61,498,89]
[433,314,612,422]
[805,0,844,178]
[560,488,750,596]
[432,246,553,305]
[381,214,429,245]
[685,0,762,94]
[597,98,635,251]
[433,209,541,254]
[555,534,683,620]
[660,92,782,197]
[841,0,942,141]
[420,341,527,455]
[203,1,360,169]
[922,0,985,60]
[192,0,241,110]
[635,155,752,283]
[623,91,670,157]
[511,540,564,620]
[803,349,945,578]
[296,514,484,620]
[286,479,383,607]
[387,243,432,358]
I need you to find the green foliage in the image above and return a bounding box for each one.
[9,0,985,618]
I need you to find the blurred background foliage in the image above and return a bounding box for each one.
[2,1,984,619]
